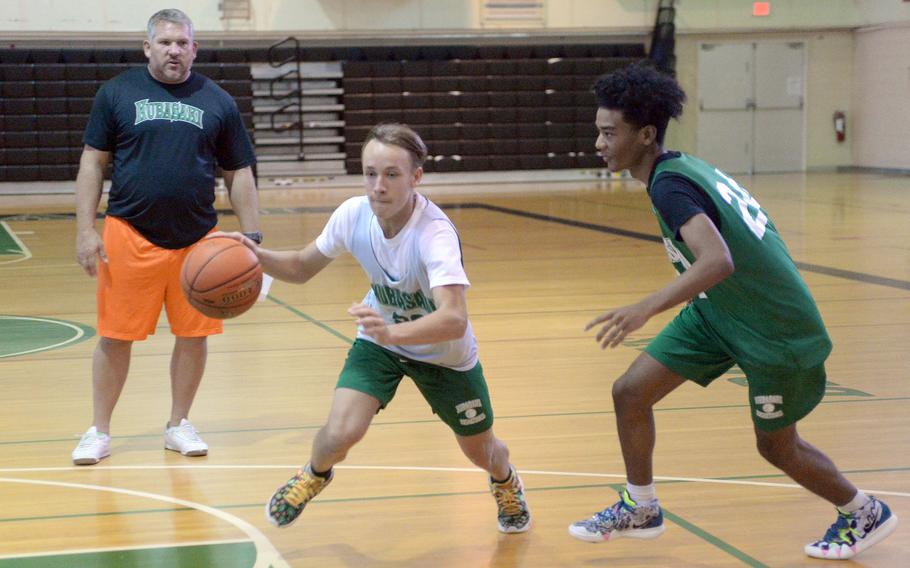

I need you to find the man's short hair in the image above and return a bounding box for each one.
[147,9,194,40]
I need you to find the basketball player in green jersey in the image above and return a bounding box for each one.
[567,63,897,560]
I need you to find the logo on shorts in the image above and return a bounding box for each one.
[456,399,486,426]
[754,395,784,419]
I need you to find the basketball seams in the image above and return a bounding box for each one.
[191,252,260,294]
[180,237,262,319]
[187,242,252,293]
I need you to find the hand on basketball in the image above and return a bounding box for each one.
[348,303,392,344]
[76,229,107,277]
[585,303,651,349]
[208,231,259,252]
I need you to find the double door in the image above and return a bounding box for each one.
[697,42,805,174]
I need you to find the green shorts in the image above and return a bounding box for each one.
[645,304,827,432]
[336,339,494,436]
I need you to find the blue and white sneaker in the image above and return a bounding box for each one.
[805,496,898,559]
[568,488,666,542]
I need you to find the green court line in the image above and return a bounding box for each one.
[0,480,794,567]
[5,465,908,527]
[5,470,902,568]
[265,294,353,344]
[591,482,769,568]
[0,541,255,568]
[0,485,610,525]
[4,396,910,447]
[9,469,909,566]
[662,508,769,567]
[0,506,193,524]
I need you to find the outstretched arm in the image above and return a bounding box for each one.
[588,213,734,348]
[213,233,333,284]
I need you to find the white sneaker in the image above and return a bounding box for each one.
[164,419,209,456]
[72,426,111,465]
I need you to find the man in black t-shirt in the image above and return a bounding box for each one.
[72,8,261,465]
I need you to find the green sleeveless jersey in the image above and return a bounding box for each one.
[650,153,831,369]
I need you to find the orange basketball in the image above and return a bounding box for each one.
[181,236,263,319]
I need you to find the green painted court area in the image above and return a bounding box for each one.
[0,222,23,255]
[0,541,257,568]
[0,316,95,358]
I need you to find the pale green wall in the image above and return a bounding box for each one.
[852,25,910,169]
[674,0,859,30]
[666,30,855,169]
[3,0,907,33]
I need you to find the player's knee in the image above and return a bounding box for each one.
[460,433,506,470]
[612,375,642,410]
[321,421,367,452]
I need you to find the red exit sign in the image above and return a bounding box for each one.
[753,2,770,16]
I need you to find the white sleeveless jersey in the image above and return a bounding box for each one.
[315,194,478,370]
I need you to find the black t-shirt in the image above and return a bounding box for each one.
[83,67,256,249]
[647,151,721,241]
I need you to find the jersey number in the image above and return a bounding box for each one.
[714,169,768,240]
[392,312,424,324]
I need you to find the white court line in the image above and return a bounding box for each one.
[0,477,288,568]
[0,537,251,561]
[0,316,86,358]
[0,220,32,265]
[1,464,908,498]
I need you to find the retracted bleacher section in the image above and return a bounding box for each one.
[342,43,644,173]
[0,42,644,182]
[0,48,254,182]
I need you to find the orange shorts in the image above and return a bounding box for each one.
[97,216,223,341]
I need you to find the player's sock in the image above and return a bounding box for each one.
[491,467,513,484]
[311,465,333,479]
[627,482,657,506]
[837,490,870,514]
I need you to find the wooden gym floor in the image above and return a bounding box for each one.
[0,171,907,567]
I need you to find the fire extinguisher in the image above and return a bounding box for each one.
[833,111,846,143]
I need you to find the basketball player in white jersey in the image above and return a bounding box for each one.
[217,123,531,534]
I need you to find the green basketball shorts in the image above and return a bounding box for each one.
[336,339,495,436]
[645,303,827,432]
